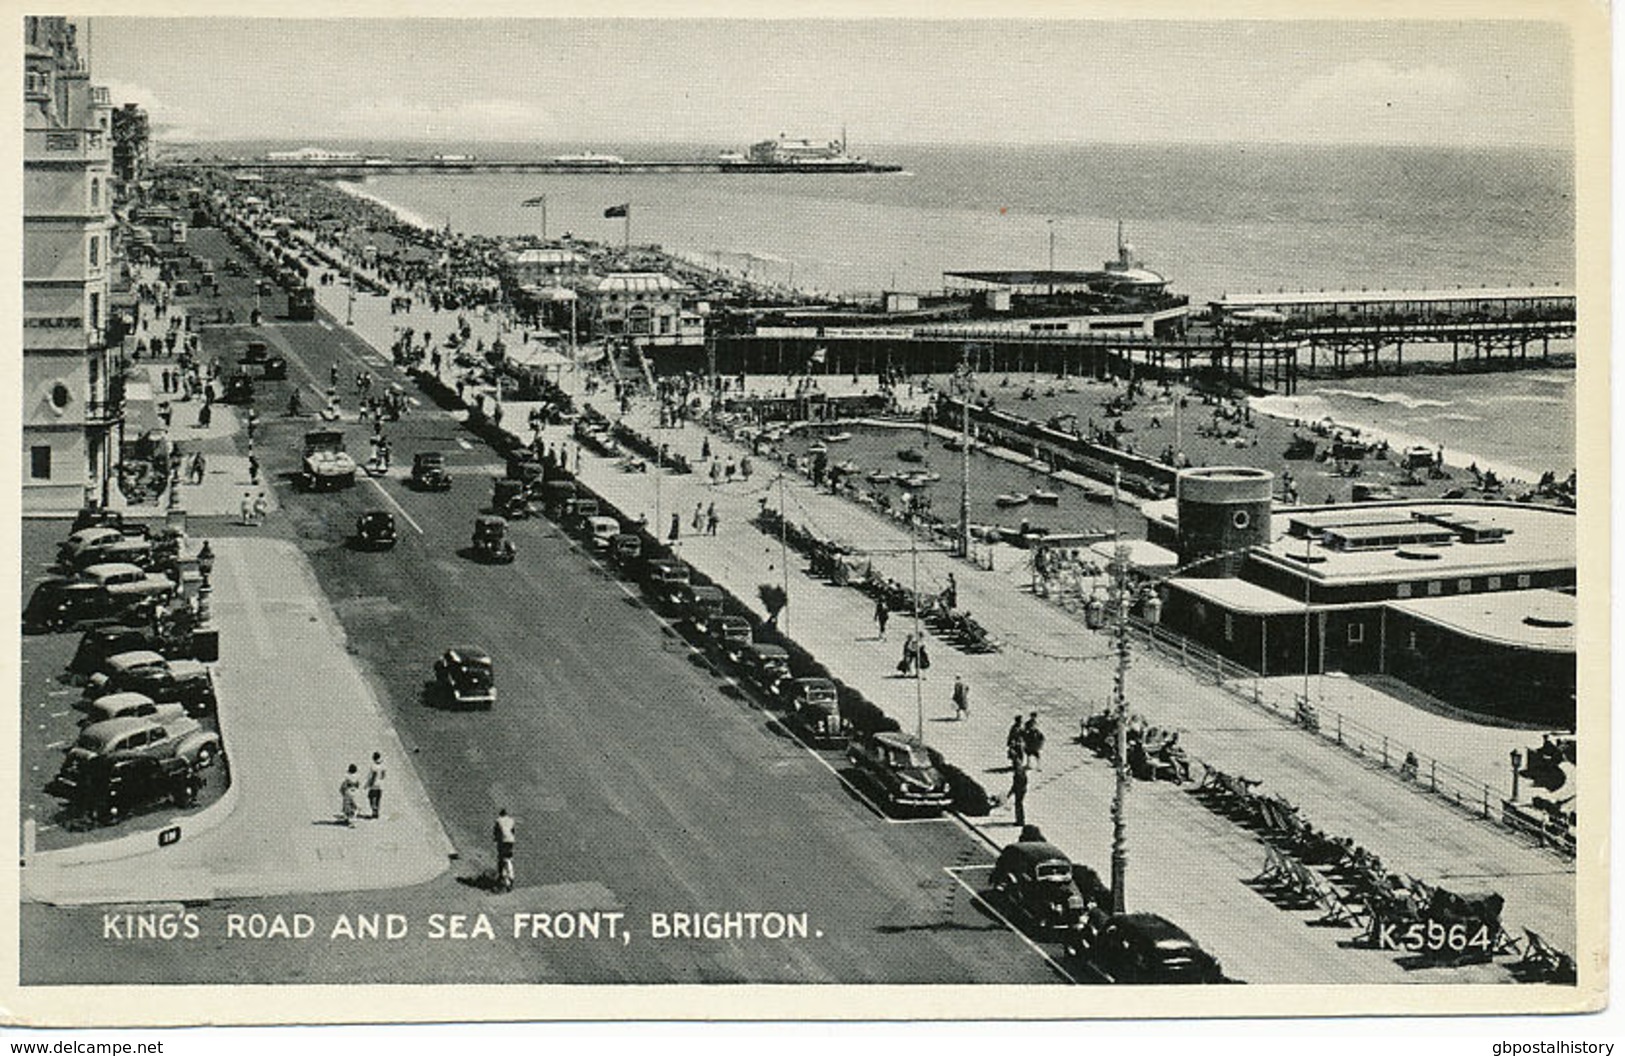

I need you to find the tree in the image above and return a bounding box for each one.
[758,584,788,627]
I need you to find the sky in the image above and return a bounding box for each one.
[84,17,1575,149]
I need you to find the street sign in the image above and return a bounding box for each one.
[158,826,181,847]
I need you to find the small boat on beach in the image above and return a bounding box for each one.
[897,447,926,463]
[808,442,828,455]
[826,431,853,443]
[994,493,1030,508]
[835,460,860,475]
[867,470,893,484]
[1030,489,1060,505]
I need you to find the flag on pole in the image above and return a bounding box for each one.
[603,203,630,218]
[521,196,546,207]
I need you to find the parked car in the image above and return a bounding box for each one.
[541,479,578,516]
[48,713,219,797]
[83,652,216,714]
[705,615,753,663]
[434,647,496,709]
[678,584,726,633]
[1066,912,1227,984]
[609,533,643,571]
[491,478,532,519]
[845,730,952,814]
[741,642,792,697]
[239,340,287,379]
[787,677,844,746]
[59,752,206,825]
[69,506,125,534]
[302,429,358,491]
[411,451,453,492]
[23,578,151,634]
[68,626,194,683]
[989,840,1107,938]
[586,516,621,551]
[354,510,398,550]
[505,455,546,495]
[77,692,189,729]
[78,562,176,605]
[643,559,691,611]
[56,526,125,568]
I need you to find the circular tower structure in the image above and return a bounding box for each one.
[1176,466,1273,577]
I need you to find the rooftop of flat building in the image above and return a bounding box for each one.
[1388,588,1575,652]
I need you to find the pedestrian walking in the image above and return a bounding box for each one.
[366,751,386,819]
[252,491,269,526]
[952,675,970,720]
[898,632,918,677]
[493,808,516,892]
[1022,712,1045,771]
[1009,761,1029,829]
[691,502,705,532]
[706,503,719,536]
[339,764,362,827]
[668,513,681,544]
[873,598,889,641]
[916,638,931,678]
[710,460,723,486]
[240,492,254,527]
[701,436,711,460]
[197,402,212,429]
[1006,714,1026,770]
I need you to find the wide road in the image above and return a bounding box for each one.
[21,226,1063,985]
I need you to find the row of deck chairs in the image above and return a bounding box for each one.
[1197,766,1532,973]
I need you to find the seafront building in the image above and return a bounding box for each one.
[1146,468,1576,727]
[586,271,707,349]
[23,15,119,510]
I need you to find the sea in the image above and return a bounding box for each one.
[225,139,1579,478]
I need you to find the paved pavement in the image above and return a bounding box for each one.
[21,534,454,905]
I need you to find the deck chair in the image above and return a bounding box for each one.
[1253,842,1291,885]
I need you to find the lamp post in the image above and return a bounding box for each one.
[778,473,790,632]
[954,347,974,559]
[346,269,355,327]
[1108,534,1132,914]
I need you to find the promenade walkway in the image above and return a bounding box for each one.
[309,240,1575,984]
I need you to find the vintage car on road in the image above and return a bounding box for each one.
[48,713,221,804]
[846,730,953,814]
[63,751,205,825]
[23,578,152,635]
[740,642,792,697]
[57,526,126,567]
[69,506,126,534]
[491,478,532,520]
[411,451,453,492]
[77,692,189,729]
[989,840,1107,938]
[643,559,692,611]
[609,533,643,571]
[61,534,155,574]
[79,562,175,605]
[705,615,753,662]
[678,583,726,633]
[586,515,621,551]
[1065,912,1227,984]
[83,651,216,714]
[435,647,496,709]
[505,455,546,496]
[302,429,358,491]
[354,511,399,550]
[68,626,195,683]
[471,515,517,563]
[239,340,288,380]
[560,495,601,533]
[787,677,844,747]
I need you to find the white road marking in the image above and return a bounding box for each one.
[319,320,334,331]
[45,741,67,751]
[49,710,72,719]
[362,474,425,535]
[942,864,1080,984]
[46,688,74,697]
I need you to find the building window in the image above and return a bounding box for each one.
[88,236,98,267]
[1488,576,1502,590]
[1347,622,1364,645]
[30,446,51,480]
[1517,574,1532,588]
[1407,631,1418,651]
[90,292,100,328]
[90,178,100,208]
[1457,578,1472,593]
[1396,583,1412,599]
[1223,613,1234,642]
[1426,581,1442,596]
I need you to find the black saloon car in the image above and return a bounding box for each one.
[354,511,399,550]
[435,648,496,709]
[1068,912,1227,984]
[989,840,1107,938]
[411,451,452,491]
[63,752,204,825]
[845,730,952,814]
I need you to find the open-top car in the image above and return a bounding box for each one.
[1066,912,1227,984]
[411,451,452,492]
[471,515,516,563]
[846,729,952,814]
[354,510,398,550]
[435,647,496,709]
[989,839,1107,938]
[303,429,358,491]
[787,677,844,747]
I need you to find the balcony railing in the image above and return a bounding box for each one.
[84,398,123,425]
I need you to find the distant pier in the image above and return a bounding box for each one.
[173,158,904,176]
